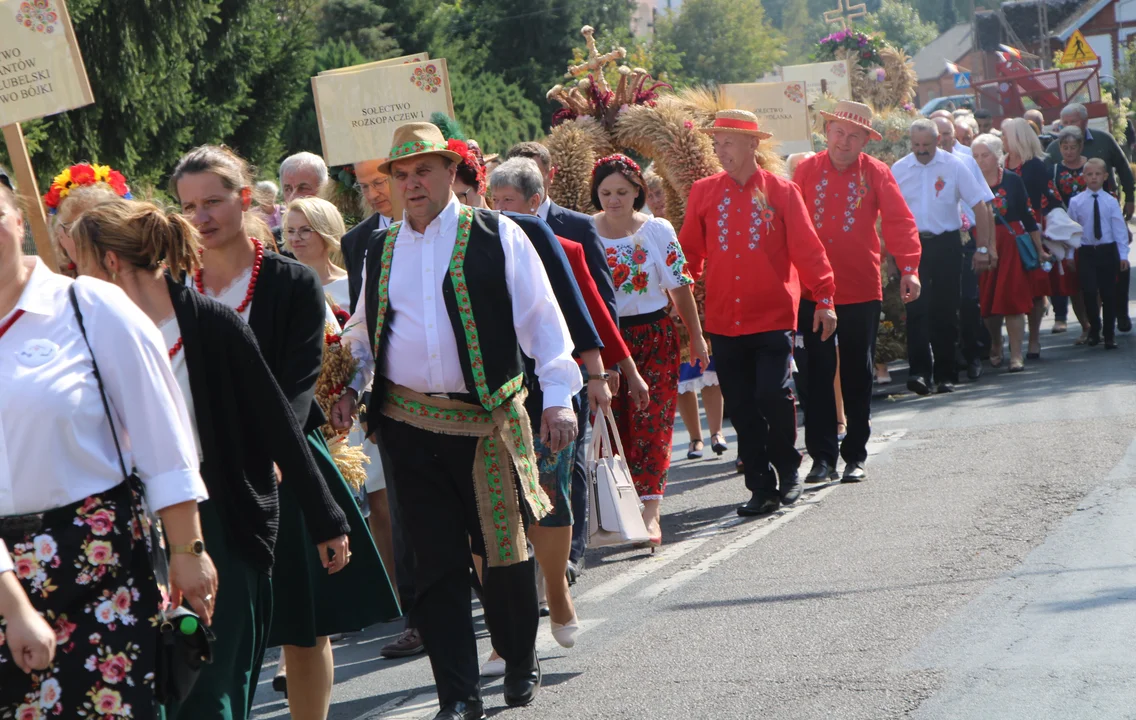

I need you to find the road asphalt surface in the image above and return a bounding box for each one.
[252,303,1136,720]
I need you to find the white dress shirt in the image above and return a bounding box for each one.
[0,259,207,516]
[1068,189,1130,261]
[536,196,553,222]
[952,145,984,228]
[951,141,973,157]
[344,195,582,410]
[0,540,10,572]
[892,148,994,234]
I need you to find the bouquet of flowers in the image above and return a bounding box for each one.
[814,29,885,69]
[316,314,369,491]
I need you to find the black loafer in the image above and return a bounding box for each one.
[805,458,838,484]
[966,358,982,380]
[1105,339,1119,350]
[841,462,867,483]
[503,651,541,707]
[780,475,803,505]
[935,382,954,394]
[907,376,931,396]
[1118,316,1133,333]
[434,701,486,720]
[1087,334,1101,347]
[737,494,780,517]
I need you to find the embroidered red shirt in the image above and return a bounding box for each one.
[680,169,836,337]
[793,151,921,305]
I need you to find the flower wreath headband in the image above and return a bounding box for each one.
[43,163,132,215]
[447,138,487,195]
[592,154,642,178]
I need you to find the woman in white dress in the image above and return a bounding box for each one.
[282,197,397,595]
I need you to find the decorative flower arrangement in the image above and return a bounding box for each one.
[814,29,885,69]
[43,163,131,215]
[316,314,369,491]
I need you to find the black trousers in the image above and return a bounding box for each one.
[380,417,538,708]
[569,369,590,564]
[906,231,962,383]
[1079,243,1121,340]
[958,232,987,363]
[797,299,881,466]
[1118,267,1131,322]
[709,330,799,498]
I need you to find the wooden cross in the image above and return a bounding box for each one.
[824,0,868,29]
[565,25,626,95]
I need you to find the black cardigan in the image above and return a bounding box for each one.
[168,278,348,572]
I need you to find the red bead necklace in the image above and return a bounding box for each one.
[177,237,264,360]
[0,309,25,342]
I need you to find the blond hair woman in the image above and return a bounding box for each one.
[283,196,349,310]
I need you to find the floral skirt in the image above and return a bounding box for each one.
[0,482,162,719]
[611,314,681,501]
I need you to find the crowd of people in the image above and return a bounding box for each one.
[0,96,1130,720]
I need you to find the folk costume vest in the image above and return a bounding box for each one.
[362,205,550,567]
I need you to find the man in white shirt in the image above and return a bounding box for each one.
[1067,158,1131,348]
[892,118,995,395]
[934,115,988,381]
[332,122,581,720]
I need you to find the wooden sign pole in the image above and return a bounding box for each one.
[2,123,58,271]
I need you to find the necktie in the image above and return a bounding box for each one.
[1093,194,1102,240]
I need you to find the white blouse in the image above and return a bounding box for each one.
[191,265,254,320]
[158,314,202,460]
[599,216,694,317]
[0,258,207,516]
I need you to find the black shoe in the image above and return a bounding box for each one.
[804,458,838,484]
[1118,316,1133,333]
[907,376,931,396]
[737,493,780,517]
[966,358,982,380]
[780,474,803,505]
[272,673,287,698]
[566,558,582,586]
[841,462,867,483]
[935,382,954,394]
[1087,333,1101,347]
[434,701,486,720]
[503,652,541,707]
[1105,339,1119,349]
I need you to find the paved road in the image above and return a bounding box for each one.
[252,307,1136,720]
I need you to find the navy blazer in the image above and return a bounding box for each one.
[544,201,619,332]
[506,212,601,430]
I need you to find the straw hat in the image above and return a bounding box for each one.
[378,122,464,175]
[699,109,772,140]
[819,100,882,141]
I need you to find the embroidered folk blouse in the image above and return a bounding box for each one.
[599,217,693,318]
[679,169,836,336]
[794,151,921,305]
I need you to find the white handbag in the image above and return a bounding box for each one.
[586,407,651,548]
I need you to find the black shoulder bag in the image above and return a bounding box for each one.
[68,285,213,705]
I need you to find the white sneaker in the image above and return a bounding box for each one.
[480,656,506,677]
[550,615,580,649]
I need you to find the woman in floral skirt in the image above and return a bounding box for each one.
[590,154,708,544]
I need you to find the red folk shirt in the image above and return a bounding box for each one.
[557,235,630,368]
[793,151,921,305]
[679,169,836,337]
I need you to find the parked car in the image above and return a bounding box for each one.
[920,94,975,116]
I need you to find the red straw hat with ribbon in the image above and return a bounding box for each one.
[699,109,772,140]
[818,100,882,141]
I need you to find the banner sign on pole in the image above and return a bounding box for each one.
[720,81,813,155]
[312,58,454,167]
[0,0,93,126]
[318,52,430,77]
[781,60,852,104]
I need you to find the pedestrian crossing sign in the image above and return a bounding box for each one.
[1061,30,1098,66]
[953,72,971,89]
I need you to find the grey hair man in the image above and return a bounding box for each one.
[279,152,328,204]
[891,118,995,395]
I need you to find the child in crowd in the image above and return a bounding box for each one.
[1067,158,1131,348]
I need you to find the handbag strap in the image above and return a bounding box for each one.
[68,285,173,606]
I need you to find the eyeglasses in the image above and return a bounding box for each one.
[455,188,473,203]
[285,226,316,242]
[354,178,390,194]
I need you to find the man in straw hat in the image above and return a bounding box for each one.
[331,122,582,719]
[793,101,922,483]
[679,109,837,517]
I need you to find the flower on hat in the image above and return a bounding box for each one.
[43,162,132,215]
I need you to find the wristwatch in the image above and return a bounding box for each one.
[976,247,989,255]
[170,539,205,556]
[587,373,610,381]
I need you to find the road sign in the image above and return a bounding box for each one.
[954,72,971,89]
[1061,30,1099,66]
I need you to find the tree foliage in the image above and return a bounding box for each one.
[280,40,369,159]
[451,70,544,156]
[317,0,400,60]
[864,0,939,54]
[656,0,785,85]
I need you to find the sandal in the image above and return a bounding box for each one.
[836,423,847,441]
[1008,359,1025,373]
[687,439,704,459]
[711,433,728,455]
[989,353,1004,369]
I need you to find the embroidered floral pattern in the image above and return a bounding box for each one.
[370,222,399,359]
[388,140,448,162]
[991,186,1008,219]
[605,234,691,295]
[811,161,867,235]
[716,185,773,252]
